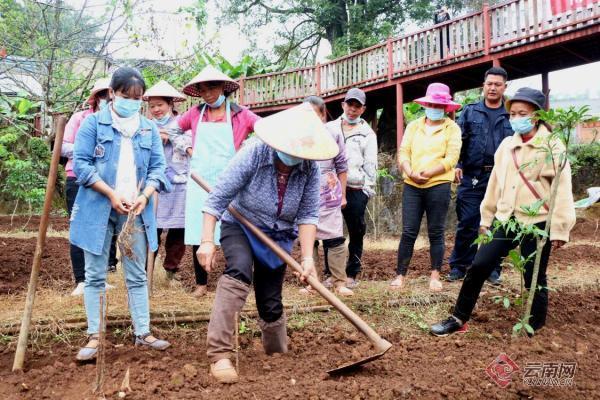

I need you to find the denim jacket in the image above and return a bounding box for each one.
[70,106,169,255]
[457,100,513,173]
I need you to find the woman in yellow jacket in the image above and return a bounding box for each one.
[391,83,462,292]
[431,87,576,336]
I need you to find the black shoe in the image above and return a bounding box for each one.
[447,268,466,281]
[487,270,502,286]
[431,316,465,337]
[108,264,117,273]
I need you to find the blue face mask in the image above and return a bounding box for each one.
[208,94,226,109]
[276,151,303,167]
[425,107,445,121]
[98,99,108,111]
[154,114,171,126]
[510,116,534,135]
[113,96,142,118]
[342,113,360,125]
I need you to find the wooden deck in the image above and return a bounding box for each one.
[234,0,600,113]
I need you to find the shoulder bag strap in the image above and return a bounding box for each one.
[511,147,550,212]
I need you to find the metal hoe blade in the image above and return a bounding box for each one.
[327,342,392,375]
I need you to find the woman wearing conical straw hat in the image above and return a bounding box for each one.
[196,103,339,383]
[178,65,260,298]
[143,80,190,282]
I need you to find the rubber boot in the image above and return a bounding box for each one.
[207,274,250,383]
[258,314,288,355]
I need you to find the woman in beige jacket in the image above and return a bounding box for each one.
[430,87,576,336]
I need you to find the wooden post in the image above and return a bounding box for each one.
[483,3,491,55]
[542,71,550,110]
[238,76,245,106]
[493,58,501,67]
[396,82,404,151]
[13,115,66,371]
[387,37,394,80]
[315,63,321,96]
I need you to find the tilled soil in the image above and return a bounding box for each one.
[0,215,70,233]
[0,290,598,399]
[2,234,599,295]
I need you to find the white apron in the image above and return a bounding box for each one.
[184,101,235,245]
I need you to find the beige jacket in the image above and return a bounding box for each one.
[480,125,576,242]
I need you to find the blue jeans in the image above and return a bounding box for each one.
[449,172,501,275]
[397,183,450,275]
[84,210,150,336]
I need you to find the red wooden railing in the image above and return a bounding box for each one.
[237,0,599,108]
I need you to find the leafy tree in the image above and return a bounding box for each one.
[0,97,50,216]
[217,0,498,68]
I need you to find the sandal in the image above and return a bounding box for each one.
[299,286,314,295]
[76,335,99,361]
[429,279,443,292]
[389,275,405,290]
[192,285,207,298]
[134,333,171,350]
[335,285,354,296]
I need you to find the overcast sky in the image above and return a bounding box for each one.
[65,0,599,100]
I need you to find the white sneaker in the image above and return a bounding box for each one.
[70,282,85,296]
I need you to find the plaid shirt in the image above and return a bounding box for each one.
[203,138,320,233]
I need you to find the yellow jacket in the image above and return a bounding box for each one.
[480,125,576,242]
[398,117,462,188]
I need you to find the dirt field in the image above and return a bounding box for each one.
[0,214,598,399]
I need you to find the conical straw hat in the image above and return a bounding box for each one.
[254,103,339,161]
[182,65,240,97]
[87,77,111,104]
[143,80,186,102]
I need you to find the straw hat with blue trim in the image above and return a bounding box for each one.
[182,65,240,97]
[254,103,339,161]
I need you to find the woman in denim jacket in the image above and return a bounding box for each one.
[70,67,171,361]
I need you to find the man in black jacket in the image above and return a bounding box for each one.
[448,67,513,284]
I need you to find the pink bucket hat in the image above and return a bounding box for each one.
[414,83,461,113]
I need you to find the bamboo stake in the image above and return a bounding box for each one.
[12,115,66,371]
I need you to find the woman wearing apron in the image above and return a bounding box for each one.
[143,81,190,281]
[196,103,339,383]
[178,65,260,297]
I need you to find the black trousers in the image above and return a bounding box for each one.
[220,221,286,323]
[397,183,451,275]
[453,221,552,330]
[342,189,369,279]
[66,177,117,283]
